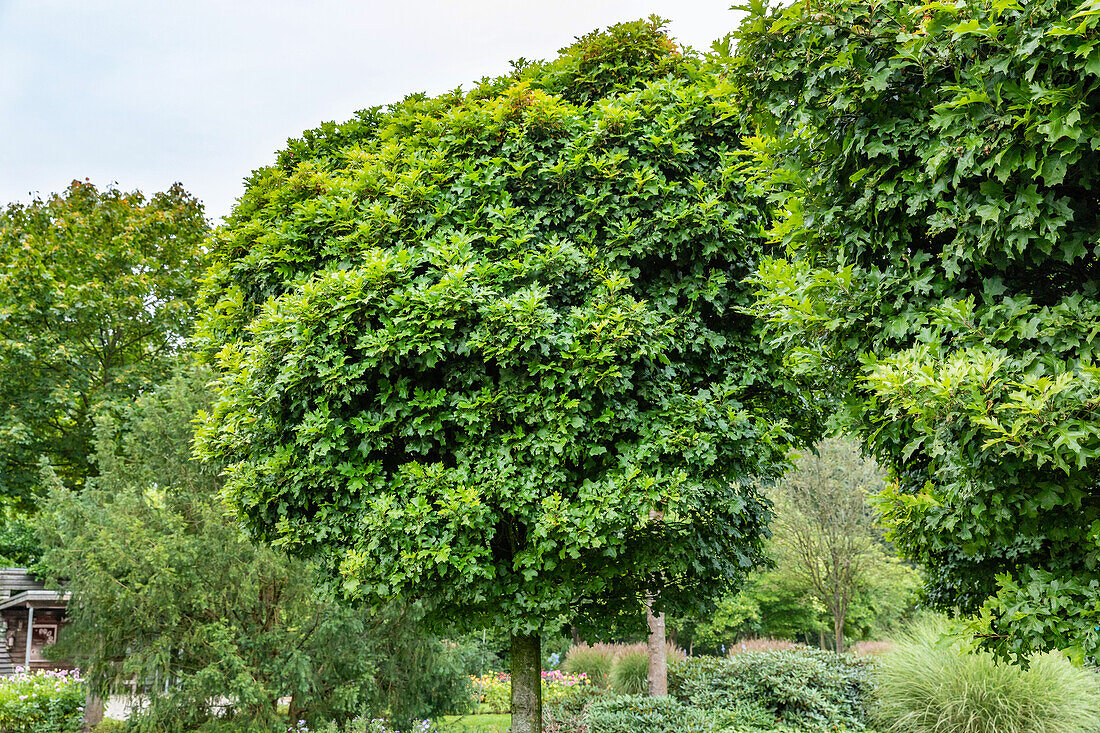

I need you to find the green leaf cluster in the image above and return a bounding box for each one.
[195,19,822,638]
[39,364,469,730]
[733,0,1100,659]
[0,180,207,505]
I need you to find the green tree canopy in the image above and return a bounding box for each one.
[0,180,207,505]
[195,19,820,730]
[39,363,469,730]
[733,0,1100,661]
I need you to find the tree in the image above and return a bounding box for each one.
[0,180,207,506]
[39,363,469,730]
[770,438,883,653]
[681,442,921,654]
[733,0,1100,660]
[195,19,820,732]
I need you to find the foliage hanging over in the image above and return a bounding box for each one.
[195,17,820,643]
[732,0,1100,661]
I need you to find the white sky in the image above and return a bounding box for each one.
[0,1,743,223]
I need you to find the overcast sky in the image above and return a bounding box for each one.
[0,1,743,223]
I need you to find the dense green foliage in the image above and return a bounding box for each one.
[39,364,469,730]
[670,650,874,730]
[875,620,1100,733]
[194,19,819,644]
[733,0,1100,660]
[0,669,85,733]
[583,695,738,733]
[684,441,920,652]
[0,180,206,505]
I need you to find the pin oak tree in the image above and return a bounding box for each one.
[196,20,818,730]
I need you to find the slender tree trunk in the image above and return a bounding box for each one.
[571,626,581,646]
[819,628,826,650]
[82,690,104,733]
[834,613,845,654]
[646,598,668,696]
[511,633,542,733]
[646,507,668,696]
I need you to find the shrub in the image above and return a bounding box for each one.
[0,668,86,733]
[849,641,894,657]
[576,638,677,691]
[562,644,616,688]
[670,649,873,730]
[93,721,125,733]
[469,673,511,714]
[728,638,801,655]
[543,684,608,733]
[312,718,440,733]
[875,621,1100,733]
[584,694,769,733]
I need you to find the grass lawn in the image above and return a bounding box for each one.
[438,713,510,732]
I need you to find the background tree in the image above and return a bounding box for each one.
[770,438,883,653]
[195,19,821,732]
[39,363,469,730]
[0,180,207,507]
[733,0,1100,661]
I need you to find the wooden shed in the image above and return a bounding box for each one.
[0,568,70,675]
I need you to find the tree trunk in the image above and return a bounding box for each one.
[819,628,826,650]
[82,690,104,733]
[571,626,581,646]
[511,633,542,733]
[646,597,668,696]
[834,613,845,654]
[646,507,668,696]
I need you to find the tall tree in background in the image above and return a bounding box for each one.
[771,438,884,653]
[195,19,821,732]
[735,0,1100,661]
[0,180,207,506]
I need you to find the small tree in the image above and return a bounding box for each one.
[39,363,469,730]
[195,20,819,732]
[770,438,883,653]
[0,180,207,506]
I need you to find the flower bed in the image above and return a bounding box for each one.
[0,668,86,733]
[470,670,589,714]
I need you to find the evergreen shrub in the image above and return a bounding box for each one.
[670,649,873,730]
[583,695,732,733]
[0,668,85,733]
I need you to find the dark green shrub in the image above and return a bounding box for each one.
[543,684,608,733]
[584,695,733,733]
[0,669,85,733]
[670,649,874,730]
[876,621,1100,733]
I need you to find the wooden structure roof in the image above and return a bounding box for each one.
[0,568,70,675]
